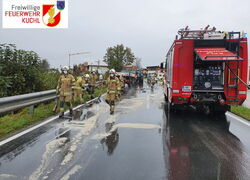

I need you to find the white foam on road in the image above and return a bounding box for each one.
[60,165,82,180]
[60,114,99,166]
[29,137,68,180]
[105,114,119,123]
[61,152,73,166]
[0,174,17,179]
[92,123,161,140]
[115,123,161,129]
[29,113,99,178]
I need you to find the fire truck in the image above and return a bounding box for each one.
[164,26,248,113]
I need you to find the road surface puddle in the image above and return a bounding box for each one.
[29,137,68,180]
[29,107,101,180]
[92,123,161,140]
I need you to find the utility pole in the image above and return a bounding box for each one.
[68,51,91,68]
[95,59,100,71]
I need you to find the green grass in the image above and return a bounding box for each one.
[0,102,55,139]
[230,106,250,121]
[0,88,107,139]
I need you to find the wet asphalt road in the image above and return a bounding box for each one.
[0,84,250,180]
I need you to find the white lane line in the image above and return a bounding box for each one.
[0,115,59,147]
[226,111,250,127]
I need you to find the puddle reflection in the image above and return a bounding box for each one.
[101,122,119,156]
[163,104,250,180]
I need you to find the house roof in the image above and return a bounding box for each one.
[84,61,108,67]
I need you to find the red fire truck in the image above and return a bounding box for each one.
[164,26,248,113]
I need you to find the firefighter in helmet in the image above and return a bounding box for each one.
[119,74,125,94]
[57,66,75,117]
[73,74,84,104]
[116,73,124,100]
[98,73,104,102]
[106,69,119,114]
[150,74,156,89]
[89,69,97,99]
[83,74,91,100]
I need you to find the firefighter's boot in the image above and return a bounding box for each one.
[59,110,64,118]
[110,105,115,115]
[69,109,73,116]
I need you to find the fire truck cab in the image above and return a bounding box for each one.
[164,26,248,113]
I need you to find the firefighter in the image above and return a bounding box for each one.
[73,74,84,103]
[57,66,75,117]
[94,69,99,82]
[83,74,91,100]
[150,74,156,89]
[106,69,119,114]
[98,73,104,102]
[120,75,125,94]
[89,70,97,99]
[116,73,124,100]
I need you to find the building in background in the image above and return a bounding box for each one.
[146,65,160,72]
[122,65,137,72]
[78,61,109,74]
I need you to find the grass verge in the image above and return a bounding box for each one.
[230,105,250,121]
[0,88,107,139]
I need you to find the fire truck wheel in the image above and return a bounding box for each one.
[213,104,230,114]
[169,103,179,113]
[164,88,169,102]
[203,105,210,115]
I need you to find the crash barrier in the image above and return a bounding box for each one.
[0,81,104,115]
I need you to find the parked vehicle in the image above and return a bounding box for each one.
[164,26,248,113]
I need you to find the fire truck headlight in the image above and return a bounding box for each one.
[182,86,191,92]
[173,90,180,93]
[204,82,211,89]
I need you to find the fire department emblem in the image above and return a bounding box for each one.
[42,2,64,27]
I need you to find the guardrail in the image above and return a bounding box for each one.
[0,81,105,115]
[0,90,57,114]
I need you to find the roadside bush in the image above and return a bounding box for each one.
[40,69,60,90]
[0,44,56,97]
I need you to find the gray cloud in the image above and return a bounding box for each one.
[1,0,249,68]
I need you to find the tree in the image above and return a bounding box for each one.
[0,65,12,97]
[0,44,47,96]
[134,57,142,69]
[103,44,136,71]
[39,59,50,72]
[73,64,82,76]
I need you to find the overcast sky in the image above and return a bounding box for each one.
[0,0,250,68]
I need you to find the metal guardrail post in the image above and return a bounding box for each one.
[29,105,35,114]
